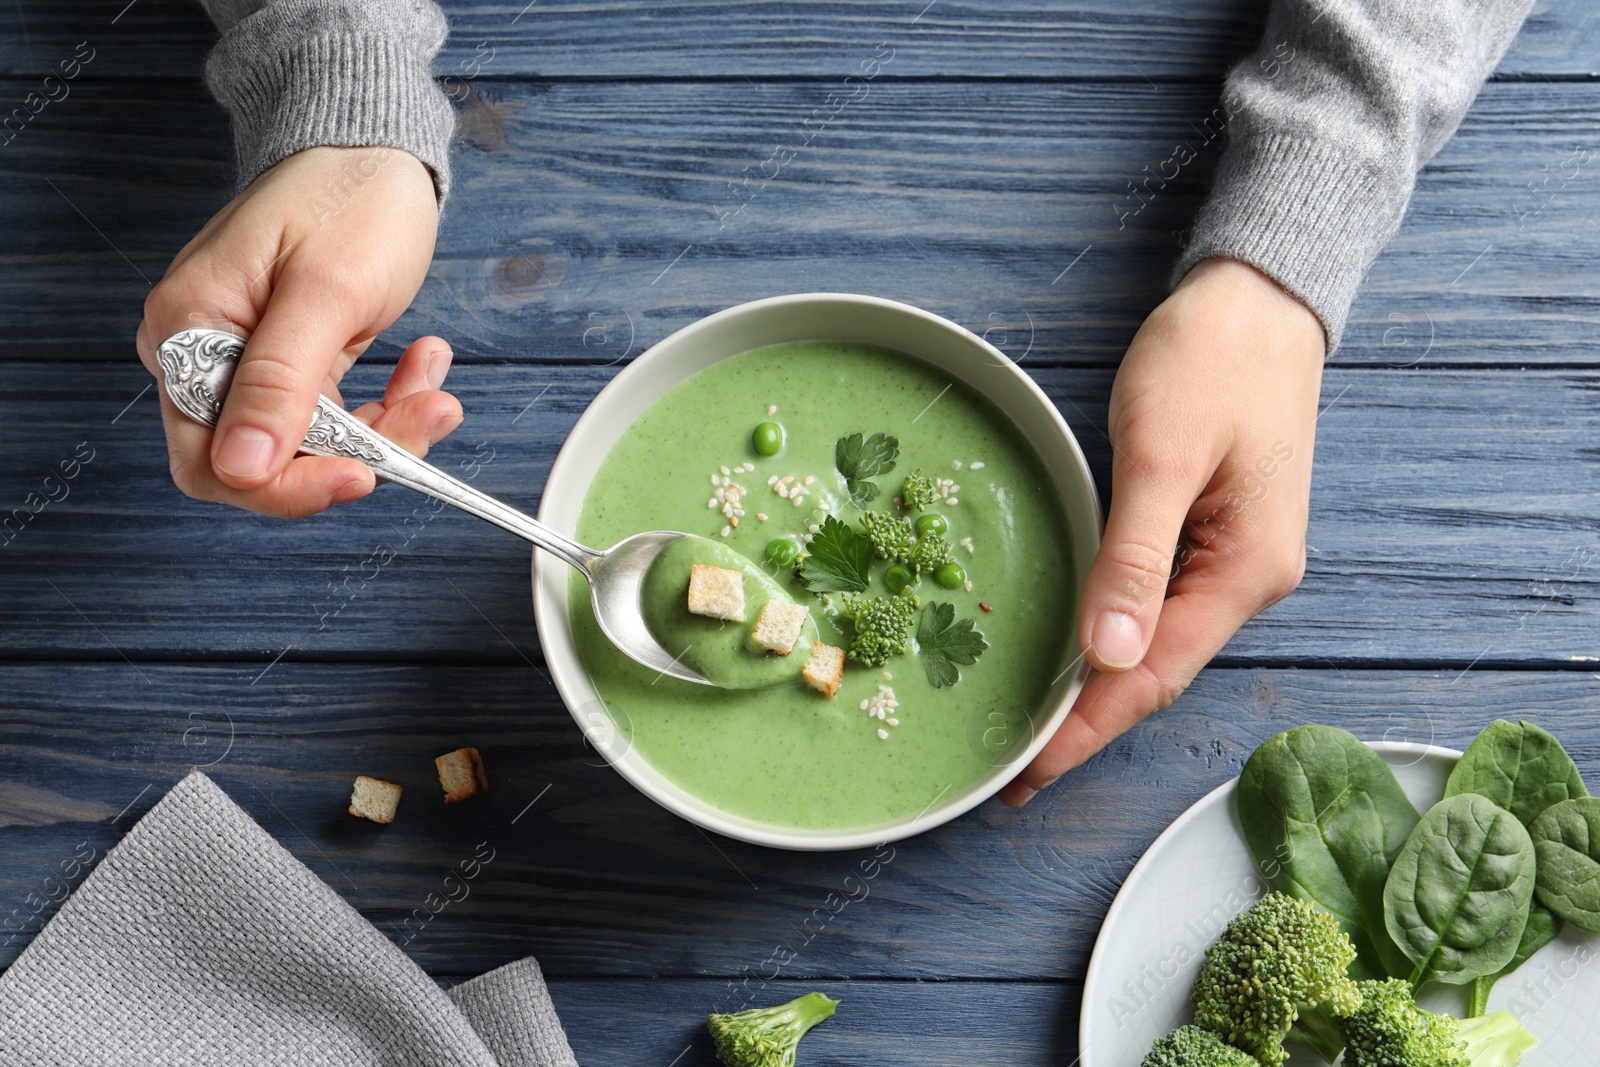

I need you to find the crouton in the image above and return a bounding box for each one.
[349,776,402,824]
[751,600,809,655]
[687,563,745,621]
[435,747,489,803]
[802,643,846,698]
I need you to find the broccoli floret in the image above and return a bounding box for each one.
[1143,1026,1260,1066]
[1340,979,1536,1067]
[839,592,918,666]
[1191,893,1361,1067]
[900,469,937,511]
[904,531,953,573]
[707,991,838,1067]
[859,511,914,561]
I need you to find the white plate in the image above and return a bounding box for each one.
[1080,742,1600,1065]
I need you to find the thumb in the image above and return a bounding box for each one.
[209,269,358,488]
[1080,451,1207,673]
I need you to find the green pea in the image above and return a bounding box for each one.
[765,537,801,568]
[914,513,948,538]
[933,561,966,589]
[884,564,918,595]
[751,421,785,456]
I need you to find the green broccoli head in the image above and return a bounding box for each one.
[839,592,918,667]
[904,531,953,573]
[707,991,838,1067]
[859,511,914,561]
[1340,978,1536,1067]
[1143,1025,1261,1066]
[1191,893,1361,1067]
[900,469,937,511]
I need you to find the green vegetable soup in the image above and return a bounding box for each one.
[572,341,1077,831]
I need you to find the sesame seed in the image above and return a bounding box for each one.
[947,497,959,505]
[970,461,985,470]
[979,601,993,612]
[803,475,814,486]
[777,484,790,498]
[860,699,870,710]
[720,525,731,537]
[963,579,973,593]
[877,729,889,740]
[950,484,960,493]
[781,475,794,485]
[731,516,739,527]
[803,534,813,543]
[808,524,821,533]
[882,670,892,680]
[792,496,805,507]
[952,460,962,471]
[818,501,830,512]
[767,475,778,486]
[886,717,899,727]
[757,512,768,522]
[767,404,777,416]
[711,474,721,486]
[707,498,717,509]
[720,465,730,476]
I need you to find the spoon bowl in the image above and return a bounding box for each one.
[155,327,712,686]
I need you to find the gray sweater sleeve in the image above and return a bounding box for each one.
[1175,0,1533,350]
[197,0,456,202]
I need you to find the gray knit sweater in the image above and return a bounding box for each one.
[199,0,457,201]
[1175,0,1533,348]
[197,0,1532,349]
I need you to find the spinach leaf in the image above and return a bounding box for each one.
[1238,725,1420,980]
[1444,719,1588,826]
[1468,902,1561,1017]
[1384,793,1537,986]
[1530,797,1600,933]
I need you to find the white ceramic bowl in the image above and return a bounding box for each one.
[533,293,1102,850]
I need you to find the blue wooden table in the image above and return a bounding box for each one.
[2,3,1599,1063]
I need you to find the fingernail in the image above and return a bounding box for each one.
[425,346,453,390]
[1012,787,1039,808]
[214,425,276,479]
[1091,610,1145,670]
[331,473,372,504]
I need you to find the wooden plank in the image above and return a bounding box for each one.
[2,79,1596,367]
[1,662,1598,980]
[3,360,1598,665]
[545,978,1080,1067]
[0,0,1593,79]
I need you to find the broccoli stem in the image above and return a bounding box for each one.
[1456,1011,1538,1067]
[1287,1005,1346,1064]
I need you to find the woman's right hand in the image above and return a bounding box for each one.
[135,145,463,518]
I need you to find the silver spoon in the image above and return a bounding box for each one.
[155,327,711,686]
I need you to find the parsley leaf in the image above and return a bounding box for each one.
[835,432,900,509]
[798,516,874,593]
[916,601,989,688]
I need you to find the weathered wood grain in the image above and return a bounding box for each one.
[0,662,1597,980]
[544,978,1080,1067]
[3,361,1597,665]
[1,0,1593,79]
[2,79,1596,367]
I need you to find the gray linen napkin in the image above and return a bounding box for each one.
[0,772,578,1067]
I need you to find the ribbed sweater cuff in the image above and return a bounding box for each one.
[204,2,455,203]
[1175,134,1409,352]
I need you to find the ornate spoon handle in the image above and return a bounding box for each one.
[155,328,597,573]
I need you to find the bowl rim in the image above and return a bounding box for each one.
[533,291,1103,850]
